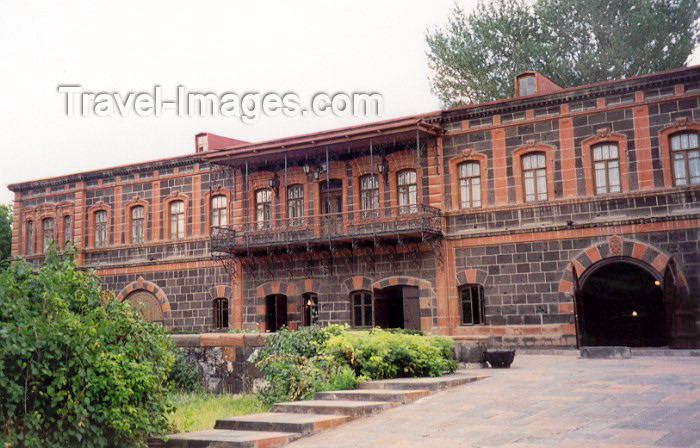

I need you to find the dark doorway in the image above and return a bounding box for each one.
[578,262,667,347]
[320,179,343,236]
[373,286,421,330]
[265,294,288,332]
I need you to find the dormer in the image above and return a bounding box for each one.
[514,71,563,98]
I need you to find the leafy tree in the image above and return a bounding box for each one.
[426,0,699,106]
[0,204,12,266]
[0,248,174,448]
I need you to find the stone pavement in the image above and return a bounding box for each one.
[286,354,700,448]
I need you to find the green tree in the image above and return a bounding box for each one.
[426,0,699,106]
[0,248,174,448]
[0,204,12,266]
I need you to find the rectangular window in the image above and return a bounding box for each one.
[25,221,33,255]
[522,153,547,202]
[360,175,379,219]
[42,218,54,253]
[169,201,185,239]
[592,143,621,194]
[94,211,107,248]
[214,298,229,329]
[671,132,700,186]
[397,170,418,214]
[131,206,145,243]
[352,291,372,327]
[255,189,272,229]
[287,185,304,226]
[460,285,484,325]
[518,75,535,96]
[458,162,481,208]
[211,195,228,227]
[63,215,71,247]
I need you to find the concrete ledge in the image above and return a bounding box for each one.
[170,332,268,348]
[580,346,631,359]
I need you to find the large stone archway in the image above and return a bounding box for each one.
[254,281,299,331]
[371,276,435,331]
[558,235,697,348]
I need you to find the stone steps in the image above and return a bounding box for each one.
[271,399,397,417]
[149,429,299,448]
[358,374,483,391]
[215,412,350,435]
[314,388,430,404]
[151,371,484,447]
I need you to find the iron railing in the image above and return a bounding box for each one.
[211,204,442,253]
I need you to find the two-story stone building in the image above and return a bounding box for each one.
[9,66,700,348]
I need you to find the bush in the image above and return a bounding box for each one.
[0,248,174,448]
[255,325,457,404]
[168,348,204,392]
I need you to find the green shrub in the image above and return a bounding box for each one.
[255,325,456,404]
[323,328,458,379]
[168,348,204,392]
[0,248,174,448]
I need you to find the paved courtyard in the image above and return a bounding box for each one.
[287,354,700,448]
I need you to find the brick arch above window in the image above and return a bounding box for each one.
[341,276,374,294]
[456,268,489,287]
[124,196,149,244]
[512,143,556,203]
[87,201,111,248]
[580,130,630,196]
[658,119,700,188]
[448,150,488,211]
[163,191,189,240]
[204,185,231,233]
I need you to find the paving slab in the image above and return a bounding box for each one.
[358,374,483,391]
[151,429,299,448]
[215,412,350,434]
[271,399,397,417]
[314,388,430,403]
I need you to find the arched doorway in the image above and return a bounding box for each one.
[578,261,667,347]
[265,294,288,332]
[126,290,165,325]
[373,285,421,330]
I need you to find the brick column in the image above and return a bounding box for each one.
[492,127,508,205]
[151,180,160,240]
[11,192,21,258]
[633,104,654,190]
[114,185,122,244]
[558,116,578,198]
[192,174,201,236]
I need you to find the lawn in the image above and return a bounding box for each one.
[168,392,269,433]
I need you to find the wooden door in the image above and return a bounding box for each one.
[127,291,164,325]
[402,286,421,331]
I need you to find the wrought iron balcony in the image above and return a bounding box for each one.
[211,204,442,254]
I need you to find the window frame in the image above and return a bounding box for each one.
[521,152,548,202]
[457,161,482,209]
[351,290,373,328]
[210,194,228,228]
[459,284,485,326]
[591,142,622,195]
[94,210,108,248]
[397,169,418,214]
[25,220,33,255]
[286,184,304,227]
[669,131,700,186]
[255,188,272,229]
[131,205,145,244]
[359,174,380,218]
[213,297,229,330]
[42,217,54,253]
[62,215,71,249]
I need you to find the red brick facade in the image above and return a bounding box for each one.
[8,67,700,347]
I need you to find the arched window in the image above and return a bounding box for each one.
[131,206,145,243]
[457,162,481,208]
[397,169,417,214]
[94,211,108,248]
[670,132,699,185]
[42,218,54,253]
[213,298,229,329]
[592,143,621,194]
[255,189,272,229]
[360,175,379,218]
[521,153,547,202]
[351,290,372,327]
[169,200,185,239]
[287,185,304,226]
[459,284,484,325]
[211,195,228,227]
[25,221,33,255]
[302,293,318,326]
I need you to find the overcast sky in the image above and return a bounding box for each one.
[1,1,698,206]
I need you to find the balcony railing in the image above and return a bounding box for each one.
[211,204,442,253]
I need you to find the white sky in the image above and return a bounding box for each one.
[0,1,698,205]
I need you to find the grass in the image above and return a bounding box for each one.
[168,392,269,433]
